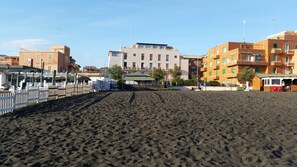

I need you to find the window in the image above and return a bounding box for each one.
[245,54,249,61]
[255,55,259,62]
[222,69,226,75]
[124,53,127,60]
[158,63,161,69]
[132,62,136,68]
[286,56,289,63]
[273,43,278,48]
[222,47,226,53]
[150,54,153,61]
[166,55,169,61]
[209,62,213,67]
[231,67,235,73]
[139,45,144,48]
[273,67,277,74]
[48,55,52,63]
[255,67,259,73]
[231,55,235,61]
[158,54,161,61]
[203,72,206,78]
[141,54,144,60]
[146,45,151,48]
[215,70,218,76]
[141,63,144,69]
[133,53,136,56]
[160,46,165,49]
[48,66,51,72]
[209,52,213,57]
[216,50,219,55]
[285,44,289,51]
[285,68,290,74]
[112,52,119,57]
[209,71,212,77]
[272,79,280,85]
[295,45,297,49]
[124,62,127,68]
[36,55,40,62]
[273,55,277,62]
[222,58,226,64]
[216,60,219,65]
[174,55,177,58]
[166,63,169,70]
[153,45,158,49]
[150,63,153,69]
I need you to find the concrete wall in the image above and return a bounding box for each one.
[180,58,189,80]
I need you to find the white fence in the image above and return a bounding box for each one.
[0,87,49,115]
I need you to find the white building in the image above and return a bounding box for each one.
[108,43,180,71]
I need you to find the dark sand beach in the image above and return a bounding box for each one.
[1,91,297,166]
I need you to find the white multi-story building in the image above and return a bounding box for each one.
[108,43,180,71]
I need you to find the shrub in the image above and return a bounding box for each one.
[237,87,244,91]
[207,81,221,86]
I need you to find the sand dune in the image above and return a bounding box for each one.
[0,91,297,166]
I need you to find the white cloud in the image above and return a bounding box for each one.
[0,39,52,55]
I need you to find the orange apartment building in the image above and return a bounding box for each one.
[0,55,19,65]
[201,30,297,86]
[19,45,79,73]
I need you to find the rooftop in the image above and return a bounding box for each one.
[136,43,168,46]
[255,73,297,78]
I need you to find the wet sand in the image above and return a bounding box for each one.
[0,91,297,166]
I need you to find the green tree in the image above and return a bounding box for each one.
[238,67,255,90]
[107,65,123,80]
[169,65,182,81]
[149,67,165,82]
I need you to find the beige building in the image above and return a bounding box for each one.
[0,55,19,65]
[108,43,180,71]
[19,45,79,73]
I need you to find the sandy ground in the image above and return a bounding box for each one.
[0,91,297,166]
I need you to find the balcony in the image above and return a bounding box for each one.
[271,48,282,54]
[200,67,207,71]
[286,49,295,55]
[214,65,220,69]
[214,76,220,80]
[227,60,269,67]
[283,62,294,67]
[214,54,220,59]
[226,73,241,79]
[270,61,282,66]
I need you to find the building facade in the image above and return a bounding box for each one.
[0,55,19,65]
[108,43,180,71]
[180,56,203,80]
[201,30,297,85]
[19,45,79,73]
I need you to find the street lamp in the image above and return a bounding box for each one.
[40,59,44,87]
[197,57,200,90]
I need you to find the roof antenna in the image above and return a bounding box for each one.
[242,20,246,43]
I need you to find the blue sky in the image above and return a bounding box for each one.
[0,0,297,67]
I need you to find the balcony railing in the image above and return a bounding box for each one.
[214,54,220,59]
[200,67,207,71]
[270,61,282,66]
[227,60,269,67]
[214,76,220,80]
[283,61,294,67]
[286,49,295,55]
[271,48,282,54]
[214,65,220,69]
